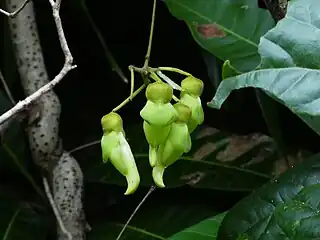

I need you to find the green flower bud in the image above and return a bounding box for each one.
[173,103,192,123]
[152,103,192,188]
[181,76,204,97]
[140,86,178,167]
[101,112,123,133]
[146,82,173,104]
[101,113,140,195]
[180,77,204,133]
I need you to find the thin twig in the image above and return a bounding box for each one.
[0,69,16,105]
[0,69,17,134]
[69,140,100,154]
[0,0,29,17]
[80,0,128,83]
[116,185,156,240]
[43,177,72,240]
[2,208,20,240]
[143,0,157,68]
[0,0,76,127]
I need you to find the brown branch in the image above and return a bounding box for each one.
[0,0,76,127]
[0,0,29,17]
[263,0,286,22]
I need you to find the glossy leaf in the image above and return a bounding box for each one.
[218,152,320,239]
[164,0,275,72]
[258,0,320,70]
[208,68,320,136]
[254,0,320,161]
[169,212,227,240]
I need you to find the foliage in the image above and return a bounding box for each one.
[2,0,320,239]
[218,152,320,239]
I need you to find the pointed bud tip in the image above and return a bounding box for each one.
[124,173,140,195]
[101,112,123,132]
[152,166,166,188]
[146,82,173,104]
[173,103,192,123]
[181,76,204,97]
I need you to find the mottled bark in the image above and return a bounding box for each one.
[5,0,86,239]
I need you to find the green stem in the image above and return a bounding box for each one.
[149,71,162,82]
[172,95,180,102]
[157,67,191,76]
[143,0,157,68]
[112,84,146,112]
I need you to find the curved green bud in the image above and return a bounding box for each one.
[146,82,173,104]
[140,86,178,167]
[101,113,140,195]
[152,103,192,187]
[160,123,191,167]
[180,77,204,133]
[180,93,204,133]
[181,76,204,97]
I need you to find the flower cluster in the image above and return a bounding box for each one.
[100,75,204,194]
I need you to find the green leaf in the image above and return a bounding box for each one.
[240,0,320,161]
[168,212,227,240]
[258,0,320,70]
[164,0,275,72]
[208,67,320,137]
[217,152,320,239]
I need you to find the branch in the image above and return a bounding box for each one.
[0,0,29,17]
[263,0,286,22]
[43,177,72,240]
[69,140,100,154]
[0,0,76,127]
